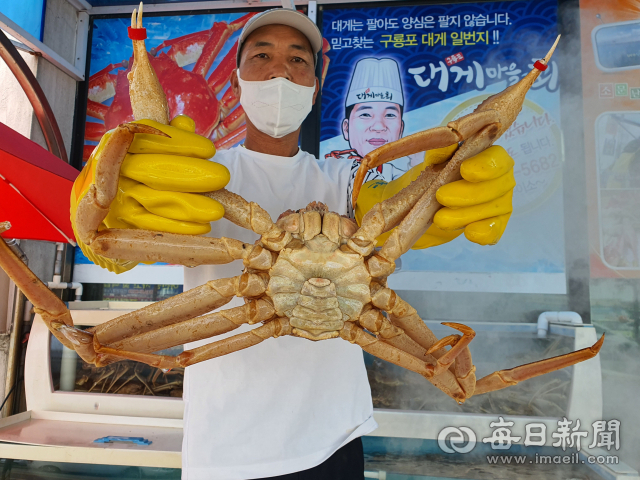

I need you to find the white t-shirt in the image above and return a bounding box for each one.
[182,146,377,480]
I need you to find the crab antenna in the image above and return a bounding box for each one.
[127,2,170,125]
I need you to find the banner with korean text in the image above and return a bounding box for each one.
[320,0,565,294]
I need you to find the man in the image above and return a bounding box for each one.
[338,57,406,166]
[74,7,515,479]
[328,58,415,206]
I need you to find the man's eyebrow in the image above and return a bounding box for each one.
[252,41,275,48]
[355,105,373,111]
[385,105,400,111]
[249,41,311,54]
[289,43,312,54]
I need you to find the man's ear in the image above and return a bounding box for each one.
[230,69,241,99]
[400,119,405,139]
[342,118,349,142]
[312,76,320,105]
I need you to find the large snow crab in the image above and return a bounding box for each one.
[0,11,603,403]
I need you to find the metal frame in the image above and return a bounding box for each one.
[558,0,591,322]
[0,28,68,162]
[0,12,85,81]
[68,0,412,15]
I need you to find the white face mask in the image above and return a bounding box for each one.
[237,72,316,138]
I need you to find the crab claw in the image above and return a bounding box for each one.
[128,2,170,125]
[425,322,476,376]
[470,34,560,139]
[351,127,460,207]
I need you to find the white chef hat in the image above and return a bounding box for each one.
[345,58,404,108]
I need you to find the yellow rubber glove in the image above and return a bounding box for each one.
[71,115,230,273]
[354,144,515,249]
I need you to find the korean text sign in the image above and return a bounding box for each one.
[320,1,565,294]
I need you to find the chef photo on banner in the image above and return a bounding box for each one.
[327,57,420,189]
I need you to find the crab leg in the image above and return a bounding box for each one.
[370,284,442,352]
[366,124,502,278]
[193,23,233,77]
[215,105,245,139]
[88,61,126,103]
[89,61,127,84]
[151,29,210,63]
[356,307,468,402]
[75,123,271,268]
[205,189,291,251]
[88,73,116,103]
[219,86,239,117]
[93,318,291,369]
[423,323,476,376]
[87,100,109,121]
[93,272,269,345]
[340,322,439,380]
[89,229,275,270]
[362,295,477,400]
[350,160,451,254]
[424,332,476,399]
[207,42,238,95]
[474,334,605,395]
[350,114,500,263]
[0,225,74,350]
[80,287,272,367]
[109,297,276,354]
[350,126,462,207]
[214,124,246,150]
[84,122,107,142]
[229,12,256,32]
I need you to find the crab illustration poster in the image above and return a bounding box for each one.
[320,0,565,294]
[579,0,640,278]
[76,11,257,285]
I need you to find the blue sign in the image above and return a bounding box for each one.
[0,0,47,41]
[320,1,566,294]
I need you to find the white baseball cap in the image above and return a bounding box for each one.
[236,8,322,66]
